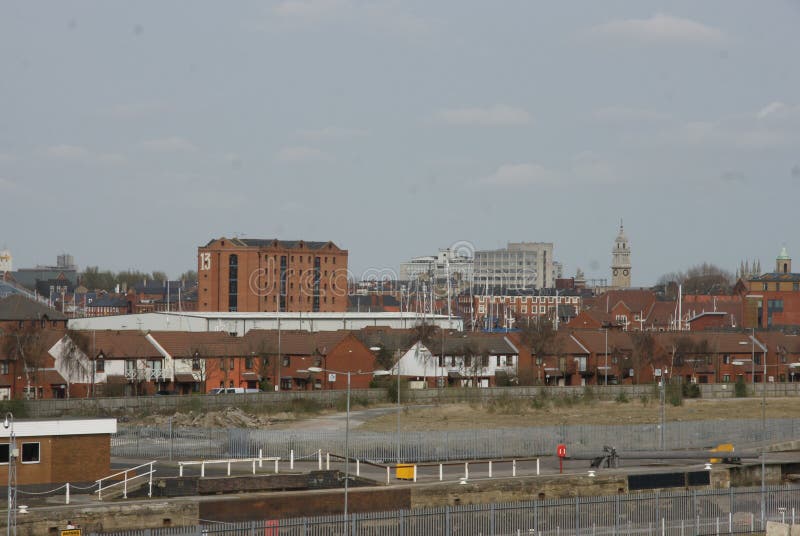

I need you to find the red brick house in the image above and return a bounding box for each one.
[242,330,377,390]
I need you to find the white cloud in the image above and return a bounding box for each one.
[140,136,198,153]
[590,13,724,46]
[296,126,368,140]
[479,163,556,187]
[593,106,670,123]
[756,101,800,121]
[683,121,788,149]
[276,145,330,162]
[436,105,531,126]
[45,144,126,165]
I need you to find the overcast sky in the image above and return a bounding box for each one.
[2,1,799,286]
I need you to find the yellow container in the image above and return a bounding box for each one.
[710,443,734,464]
[396,464,415,480]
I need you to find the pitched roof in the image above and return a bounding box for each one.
[656,331,760,354]
[242,330,352,356]
[428,333,518,356]
[148,331,243,358]
[75,330,161,359]
[0,294,67,321]
[644,301,677,329]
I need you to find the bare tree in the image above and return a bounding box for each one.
[59,330,91,398]
[2,324,51,399]
[629,332,656,384]
[516,318,561,384]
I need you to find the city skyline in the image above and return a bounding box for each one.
[2,1,799,284]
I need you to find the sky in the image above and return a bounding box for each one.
[1,1,799,286]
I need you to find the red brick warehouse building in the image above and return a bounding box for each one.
[198,238,349,313]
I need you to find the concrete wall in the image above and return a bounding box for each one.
[13,500,198,536]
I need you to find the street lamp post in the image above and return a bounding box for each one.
[305,366,380,521]
[4,412,16,536]
[761,343,767,528]
[604,328,608,386]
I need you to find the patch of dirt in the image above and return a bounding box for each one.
[358,397,800,432]
[128,397,800,431]
[142,406,298,428]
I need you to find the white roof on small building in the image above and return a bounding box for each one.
[0,418,116,439]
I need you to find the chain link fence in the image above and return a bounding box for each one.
[113,417,800,462]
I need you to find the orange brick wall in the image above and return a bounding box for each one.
[0,434,110,486]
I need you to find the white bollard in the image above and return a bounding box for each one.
[413,465,417,482]
[252,460,256,474]
[356,459,360,477]
[259,449,263,468]
[290,450,295,470]
[179,463,184,477]
[386,466,390,484]
[274,459,279,474]
[65,483,70,505]
[489,461,493,478]
[439,464,443,481]
[536,458,540,476]
[661,518,665,536]
[513,459,516,477]
[326,452,330,470]
[201,462,206,478]
[318,449,322,470]
[227,461,231,476]
[465,462,469,480]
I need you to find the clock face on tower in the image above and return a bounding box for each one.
[613,269,619,276]
[623,269,629,276]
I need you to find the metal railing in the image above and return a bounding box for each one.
[178,452,280,477]
[96,461,156,500]
[112,417,800,462]
[88,484,800,535]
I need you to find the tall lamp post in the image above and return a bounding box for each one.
[760,340,767,528]
[4,412,16,536]
[304,367,380,521]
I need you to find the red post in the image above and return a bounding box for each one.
[557,444,567,474]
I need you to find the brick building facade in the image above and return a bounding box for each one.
[198,238,348,313]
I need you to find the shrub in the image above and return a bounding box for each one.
[614,391,629,404]
[0,399,29,419]
[682,382,701,399]
[666,381,683,406]
[734,376,748,398]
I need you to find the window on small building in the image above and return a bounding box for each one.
[21,442,40,463]
[0,444,9,463]
[95,359,104,373]
[723,375,731,383]
[245,357,253,370]
[282,355,290,367]
[192,357,201,370]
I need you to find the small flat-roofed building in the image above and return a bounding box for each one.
[0,418,116,487]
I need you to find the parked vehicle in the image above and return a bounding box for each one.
[209,388,259,395]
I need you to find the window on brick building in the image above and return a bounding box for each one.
[0,362,7,375]
[228,254,238,312]
[21,442,40,463]
[0,444,9,463]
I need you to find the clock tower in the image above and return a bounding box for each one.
[611,222,631,289]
